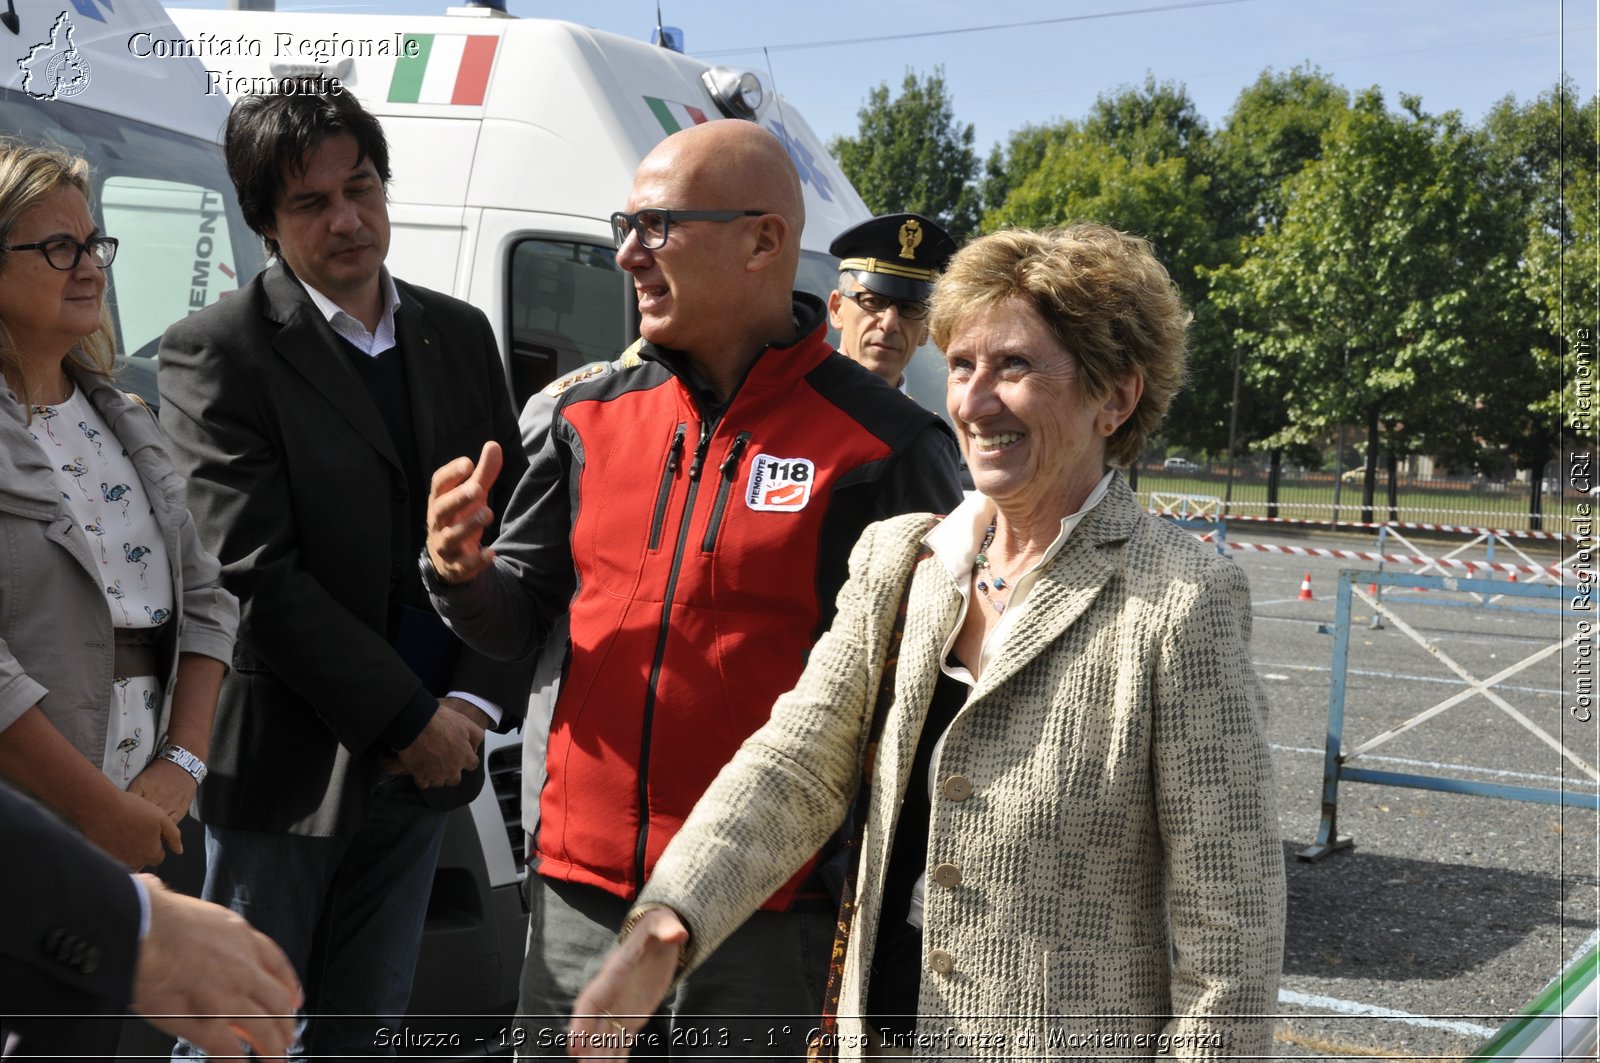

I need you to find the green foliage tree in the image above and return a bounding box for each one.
[1480,82,1598,524]
[980,121,1067,220]
[1082,72,1210,165]
[829,67,981,241]
[884,60,1581,529]
[1203,67,1350,505]
[1210,65,1350,238]
[1208,90,1514,522]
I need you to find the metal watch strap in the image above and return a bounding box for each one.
[156,742,208,785]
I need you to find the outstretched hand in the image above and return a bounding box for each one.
[567,908,688,1056]
[426,441,504,584]
[132,875,303,1060]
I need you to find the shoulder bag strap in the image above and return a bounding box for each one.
[808,526,937,1061]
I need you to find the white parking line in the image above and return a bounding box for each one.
[1253,659,1562,698]
[1270,744,1600,789]
[1277,989,1499,1038]
[1254,613,1560,648]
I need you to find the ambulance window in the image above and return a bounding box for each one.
[0,87,264,405]
[795,249,840,308]
[507,238,631,405]
[102,177,244,363]
[795,249,845,351]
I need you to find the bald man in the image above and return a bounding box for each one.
[423,121,961,1056]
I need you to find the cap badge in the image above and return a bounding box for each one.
[897,220,923,261]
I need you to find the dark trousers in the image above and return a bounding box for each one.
[515,876,833,1059]
[172,785,448,1059]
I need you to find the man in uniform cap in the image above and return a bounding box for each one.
[827,211,957,390]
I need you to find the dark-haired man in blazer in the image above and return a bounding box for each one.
[158,87,529,1057]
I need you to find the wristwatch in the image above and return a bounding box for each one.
[156,742,208,785]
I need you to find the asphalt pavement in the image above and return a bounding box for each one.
[1218,521,1596,1059]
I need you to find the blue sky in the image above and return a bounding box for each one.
[183,0,1598,152]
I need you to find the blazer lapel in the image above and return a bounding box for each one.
[263,265,402,472]
[395,284,439,472]
[0,396,64,517]
[970,476,1140,701]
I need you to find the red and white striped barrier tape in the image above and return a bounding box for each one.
[1214,513,1577,542]
[1224,539,1576,579]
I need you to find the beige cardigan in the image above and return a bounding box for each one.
[640,476,1285,1060]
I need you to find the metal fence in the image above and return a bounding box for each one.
[1132,464,1576,532]
[1300,569,1593,866]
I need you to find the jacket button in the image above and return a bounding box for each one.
[932,862,962,889]
[390,560,405,582]
[927,948,955,976]
[392,481,406,502]
[941,775,973,801]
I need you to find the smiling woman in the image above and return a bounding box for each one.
[565,224,1285,1062]
[0,139,236,880]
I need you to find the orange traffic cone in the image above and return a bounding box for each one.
[1299,573,1315,600]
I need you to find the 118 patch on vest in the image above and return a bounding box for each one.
[745,454,816,512]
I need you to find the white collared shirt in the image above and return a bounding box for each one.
[924,469,1115,683]
[295,267,502,727]
[299,267,400,356]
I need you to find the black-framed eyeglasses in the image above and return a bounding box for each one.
[2,235,118,270]
[840,286,930,321]
[610,209,766,251]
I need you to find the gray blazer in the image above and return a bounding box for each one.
[641,476,1286,1060]
[0,366,237,765]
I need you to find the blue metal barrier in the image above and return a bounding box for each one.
[1299,569,1596,862]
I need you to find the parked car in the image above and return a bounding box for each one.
[1163,456,1202,473]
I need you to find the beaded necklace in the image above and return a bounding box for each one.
[972,522,1013,614]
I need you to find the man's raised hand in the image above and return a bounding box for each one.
[427,440,504,584]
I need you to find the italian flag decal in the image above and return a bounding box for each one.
[646,96,710,134]
[388,34,498,105]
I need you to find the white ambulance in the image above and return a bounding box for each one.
[166,6,870,403]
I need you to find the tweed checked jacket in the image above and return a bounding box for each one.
[639,476,1286,1060]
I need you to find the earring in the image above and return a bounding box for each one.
[1102,422,1116,436]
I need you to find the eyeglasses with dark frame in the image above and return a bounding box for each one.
[839,285,930,321]
[2,235,119,270]
[610,209,766,251]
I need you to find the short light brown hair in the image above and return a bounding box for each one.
[929,224,1189,466]
[0,139,117,385]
